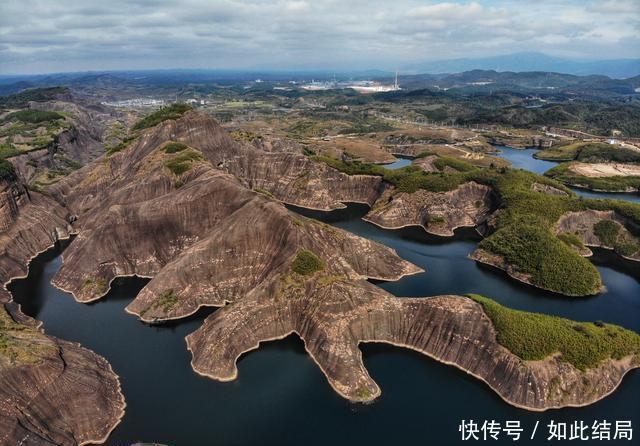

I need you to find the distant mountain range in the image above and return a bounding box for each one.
[405,52,640,79]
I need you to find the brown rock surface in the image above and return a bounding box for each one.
[1,110,636,446]
[46,111,637,413]
[187,290,638,409]
[0,178,125,445]
[364,181,494,236]
[555,210,640,261]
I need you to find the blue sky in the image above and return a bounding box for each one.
[1,0,638,74]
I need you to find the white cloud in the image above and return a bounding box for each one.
[0,0,638,73]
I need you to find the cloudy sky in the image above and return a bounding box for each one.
[1,0,639,74]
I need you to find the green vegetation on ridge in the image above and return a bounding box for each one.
[2,110,64,124]
[469,294,640,371]
[312,153,640,295]
[164,148,203,176]
[132,103,192,131]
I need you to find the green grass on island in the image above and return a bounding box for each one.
[132,103,192,131]
[593,219,640,257]
[535,141,640,164]
[545,163,640,192]
[311,153,640,295]
[468,294,640,371]
[478,224,601,295]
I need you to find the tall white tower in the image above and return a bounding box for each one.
[394,70,399,90]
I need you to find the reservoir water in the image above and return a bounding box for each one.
[381,157,412,169]
[493,145,640,204]
[8,148,640,445]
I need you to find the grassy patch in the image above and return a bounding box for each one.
[355,386,373,399]
[2,109,64,124]
[164,148,203,176]
[81,277,108,296]
[545,163,640,192]
[163,142,188,153]
[533,142,598,161]
[557,232,586,250]
[291,250,324,275]
[132,103,192,131]
[593,219,640,257]
[433,156,476,172]
[0,308,56,364]
[469,294,640,371]
[593,220,620,246]
[253,187,274,198]
[0,143,20,160]
[152,289,180,313]
[106,136,136,157]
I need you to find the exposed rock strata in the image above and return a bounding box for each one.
[555,210,640,261]
[0,328,125,446]
[0,179,125,446]
[364,182,494,236]
[45,111,638,413]
[187,290,638,410]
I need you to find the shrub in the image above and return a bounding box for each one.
[163,148,203,176]
[0,143,20,160]
[469,294,640,371]
[557,232,585,250]
[0,159,16,181]
[163,142,188,153]
[291,250,324,275]
[593,219,621,246]
[478,224,602,295]
[132,103,192,131]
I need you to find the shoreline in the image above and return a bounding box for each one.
[2,230,127,446]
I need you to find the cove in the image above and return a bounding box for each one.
[9,200,640,445]
[493,145,640,204]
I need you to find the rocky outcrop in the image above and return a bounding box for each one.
[531,182,569,196]
[45,111,638,413]
[555,210,640,261]
[412,155,439,172]
[187,290,638,410]
[0,176,126,445]
[364,182,494,236]
[0,181,72,304]
[1,106,638,445]
[0,311,124,446]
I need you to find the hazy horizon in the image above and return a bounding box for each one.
[1,0,639,75]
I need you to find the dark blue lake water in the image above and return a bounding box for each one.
[8,147,640,445]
